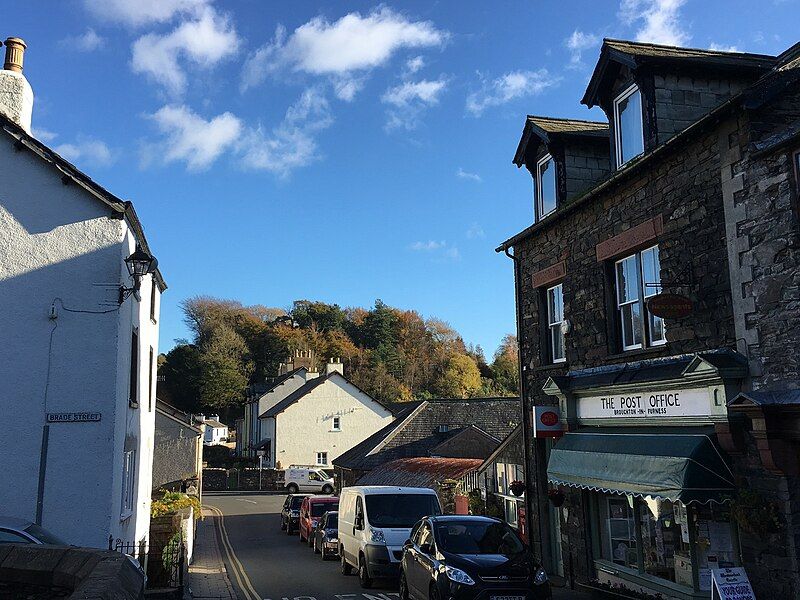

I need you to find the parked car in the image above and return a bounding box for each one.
[338,486,441,588]
[280,494,310,534]
[0,517,67,545]
[299,495,339,544]
[312,510,339,560]
[281,467,335,494]
[400,515,551,600]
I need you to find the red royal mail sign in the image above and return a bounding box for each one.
[533,406,563,438]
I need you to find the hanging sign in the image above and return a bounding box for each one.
[46,412,101,423]
[533,406,563,438]
[647,293,693,319]
[711,567,755,600]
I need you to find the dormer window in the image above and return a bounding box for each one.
[535,153,557,220]
[613,84,645,167]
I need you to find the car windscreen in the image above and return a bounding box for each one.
[365,494,440,528]
[290,497,305,509]
[24,523,67,545]
[435,521,524,556]
[325,514,338,529]
[311,502,338,517]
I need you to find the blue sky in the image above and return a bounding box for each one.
[4,0,797,356]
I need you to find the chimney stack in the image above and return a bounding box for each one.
[325,357,344,377]
[0,36,32,134]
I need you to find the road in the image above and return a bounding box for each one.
[205,492,400,600]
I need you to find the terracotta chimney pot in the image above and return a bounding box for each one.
[4,37,26,73]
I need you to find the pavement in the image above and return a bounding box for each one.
[186,507,237,599]
[197,492,591,600]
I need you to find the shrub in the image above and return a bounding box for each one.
[152,492,201,520]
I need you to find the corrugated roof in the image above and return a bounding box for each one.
[357,457,483,488]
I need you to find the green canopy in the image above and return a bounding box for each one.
[547,431,735,504]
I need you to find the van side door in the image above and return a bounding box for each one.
[338,493,354,562]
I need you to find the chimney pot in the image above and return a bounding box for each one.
[4,37,26,73]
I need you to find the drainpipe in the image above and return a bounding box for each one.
[503,246,546,567]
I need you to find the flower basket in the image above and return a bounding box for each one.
[548,487,565,507]
[509,480,526,497]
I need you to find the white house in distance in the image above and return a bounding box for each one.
[0,38,165,548]
[200,415,229,445]
[247,357,393,468]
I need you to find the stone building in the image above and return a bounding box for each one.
[497,39,800,598]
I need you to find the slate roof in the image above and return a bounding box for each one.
[729,390,800,407]
[0,114,166,290]
[204,418,227,429]
[260,373,330,418]
[514,116,609,166]
[333,397,521,472]
[357,457,484,488]
[582,38,777,108]
[247,367,306,400]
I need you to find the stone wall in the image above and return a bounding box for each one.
[153,410,201,491]
[563,138,611,203]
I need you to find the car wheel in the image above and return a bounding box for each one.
[287,483,299,494]
[280,518,286,531]
[322,484,334,494]
[341,551,353,575]
[287,524,294,535]
[358,554,373,589]
[314,538,321,554]
[399,570,410,600]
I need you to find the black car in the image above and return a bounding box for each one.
[312,510,339,559]
[280,494,310,534]
[400,516,551,600]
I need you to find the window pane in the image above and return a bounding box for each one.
[618,88,644,165]
[621,303,643,348]
[641,247,661,298]
[601,497,637,569]
[548,285,563,324]
[538,157,557,216]
[551,325,565,361]
[650,313,666,345]
[616,256,639,304]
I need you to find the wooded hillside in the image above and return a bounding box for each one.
[158,297,519,414]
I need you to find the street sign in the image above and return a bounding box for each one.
[533,406,562,438]
[711,567,755,600]
[46,412,101,423]
[647,293,693,319]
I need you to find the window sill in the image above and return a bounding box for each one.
[604,345,669,362]
[594,559,704,599]
[533,362,568,373]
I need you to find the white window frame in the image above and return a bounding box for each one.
[546,283,566,363]
[332,416,341,431]
[535,153,557,220]
[614,245,665,351]
[316,452,328,465]
[121,450,136,517]
[613,84,645,168]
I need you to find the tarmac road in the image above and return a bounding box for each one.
[205,492,400,600]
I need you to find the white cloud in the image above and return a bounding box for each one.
[619,0,690,46]
[466,223,485,239]
[147,104,242,171]
[565,30,600,67]
[332,76,365,102]
[382,78,447,130]
[83,0,208,26]
[241,7,448,93]
[411,240,446,251]
[456,168,482,183]
[238,87,334,177]
[32,128,58,142]
[55,136,115,167]
[60,28,106,52]
[709,43,740,52]
[406,55,425,73]
[131,6,239,95]
[444,247,461,260]
[466,69,560,117]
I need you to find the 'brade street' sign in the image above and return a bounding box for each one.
[46,412,101,423]
[711,567,755,600]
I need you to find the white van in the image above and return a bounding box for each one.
[338,486,441,588]
[281,467,334,494]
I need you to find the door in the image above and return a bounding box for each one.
[349,496,365,564]
[308,470,324,492]
[408,521,434,596]
[339,493,354,560]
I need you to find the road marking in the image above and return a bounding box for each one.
[207,504,262,600]
[237,499,258,504]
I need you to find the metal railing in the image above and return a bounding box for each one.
[109,536,185,591]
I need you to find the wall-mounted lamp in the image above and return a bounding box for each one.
[119,245,157,304]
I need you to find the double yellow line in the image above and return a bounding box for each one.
[206,505,261,600]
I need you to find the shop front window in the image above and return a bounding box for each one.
[595,494,737,592]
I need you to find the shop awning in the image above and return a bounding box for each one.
[547,431,735,504]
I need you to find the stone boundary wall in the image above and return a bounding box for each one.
[0,544,144,599]
[202,467,283,491]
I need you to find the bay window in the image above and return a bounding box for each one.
[535,153,557,220]
[615,246,665,351]
[547,284,566,363]
[614,84,645,167]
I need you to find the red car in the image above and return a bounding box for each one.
[298,495,339,545]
